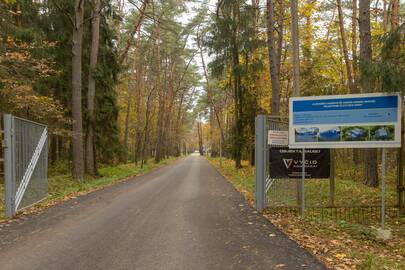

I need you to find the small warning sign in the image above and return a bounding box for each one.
[268,130,289,146]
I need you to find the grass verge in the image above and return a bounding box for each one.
[0,157,179,221]
[207,156,405,270]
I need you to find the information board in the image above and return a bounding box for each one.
[289,93,402,148]
[269,148,330,179]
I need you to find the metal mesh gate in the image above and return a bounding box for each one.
[3,115,48,217]
[265,117,298,207]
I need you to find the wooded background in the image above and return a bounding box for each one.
[0,0,404,201]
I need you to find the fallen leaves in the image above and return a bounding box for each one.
[207,158,405,270]
[264,211,405,270]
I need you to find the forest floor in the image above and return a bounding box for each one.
[0,157,179,221]
[208,157,405,270]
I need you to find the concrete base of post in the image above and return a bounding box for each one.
[376,228,392,241]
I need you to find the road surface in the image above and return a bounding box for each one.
[0,154,327,270]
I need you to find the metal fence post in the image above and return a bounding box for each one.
[300,149,305,216]
[255,115,267,212]
[4,114,15,217]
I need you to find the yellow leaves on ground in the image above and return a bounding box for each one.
[334,253,346,260]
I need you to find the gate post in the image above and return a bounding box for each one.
[255,115,267,212]
[4,114,15,217]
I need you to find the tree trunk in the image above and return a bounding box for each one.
[266,0,280,115]
[124,71,134,158]
[197,120,203,156]
[337,0,355,93]
[390,0,400,29]
[50,135,58,164]
[352,0,359,82]
[119,0,149,63]
[276,0,284,75]
[154,25,165,163]
[383,0,389,31]
[351,0,361,164]
[388,0,403,213]
[359,0,378,187]
[232,3,243,169]
[86,0,101,176]
[15,1,22,27]
[290,0,303,207]
[134,58,144,164]
[72,0,85,181]
[141,87,154,168]
[197,31,226,146]
[359,0,372,77]
[290,0,300,97]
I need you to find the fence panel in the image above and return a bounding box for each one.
[266,117,298,207]
[3,115,48,217]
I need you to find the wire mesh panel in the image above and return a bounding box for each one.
[14,117,48,210]
[3,115,48,216]
[265,117,298,207]
[267,178,299,207]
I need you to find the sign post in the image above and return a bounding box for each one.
[381,148,386,229]
[300,149,305,216]
[255,115,267,212]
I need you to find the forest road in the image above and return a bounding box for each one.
[0,154,327,270]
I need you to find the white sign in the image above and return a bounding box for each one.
[289,93,402,149]
[268,130,289,146]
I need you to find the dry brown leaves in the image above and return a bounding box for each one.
[264,212,405,270]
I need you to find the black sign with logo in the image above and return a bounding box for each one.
[269,148,330,179]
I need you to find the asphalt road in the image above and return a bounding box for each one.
[0,154,327,270]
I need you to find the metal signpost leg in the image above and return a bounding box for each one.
[255,115,266,212]
[300,148,305,217]
[4,114,15,218]
[329,149,335,206]
[381,148,386,229]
